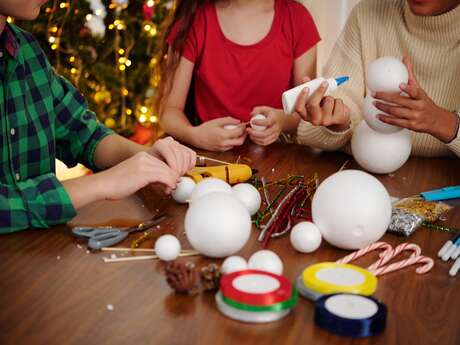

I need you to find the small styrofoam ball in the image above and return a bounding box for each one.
[154,235,181,261]
[221,256,248,274]
[172,177,196,203]
[184,192,251,258]
[224,124,239,130]
[248,250,283,275]
[232,183,262,216]
[351,121,412,174]
[312,170,392,250]
[190,178,233,202]
[250,114,267,132]
[363,94,402,134]
[367,57,409,93]
[290,222,322,253]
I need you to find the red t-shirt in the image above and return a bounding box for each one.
[168,0,320,122]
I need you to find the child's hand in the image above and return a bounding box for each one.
[247,107,284,146]
[99,151,178,199]
[193,117,247,151]
[294,81,351,132]
[148,137,196,178]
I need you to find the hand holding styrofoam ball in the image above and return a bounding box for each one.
[290,222,322,253]
[155,235,181,261]
[363,94,402,134]
[250,114,267,131]
[232,183,261,216]
[172,177,196,203]
[367,57,409,93]
[312,170,392,250]
[248,250,283,275]
[221,256,248,274]
[190,177,233,202]
[351,121,412,174]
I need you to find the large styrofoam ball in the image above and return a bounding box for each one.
[190,178,233,202]
[184,192,251,258]
[248,250,283,275]
[154,235,181,261]
[312,170,392,250]
[232,183,262,216]
[221,256,248,274]
[172,177,196,203]
[351,121,412,174]
[367,57,408,93]
[290,222,322,253]
[363,94,402,134]
[250,114,267,132]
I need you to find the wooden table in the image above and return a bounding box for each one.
[1,142,459,345]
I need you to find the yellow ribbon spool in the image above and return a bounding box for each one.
[302,262,378,296]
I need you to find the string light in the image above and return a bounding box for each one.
[6,17,14,23]
[139,114,147,123]
[150,115,158,123]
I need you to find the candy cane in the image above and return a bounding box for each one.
[371,254,434,276]
[367,242,422,272]
[336,242,393,265]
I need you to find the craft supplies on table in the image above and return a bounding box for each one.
[215,270,297,323]
[314,293,387,338]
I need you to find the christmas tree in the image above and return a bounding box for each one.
[14,0,174,140]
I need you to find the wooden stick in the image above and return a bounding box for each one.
[198,155,232,166]
[101,247,198,254]
[102,251,200,263]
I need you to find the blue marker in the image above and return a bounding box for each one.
[421,185,460,202]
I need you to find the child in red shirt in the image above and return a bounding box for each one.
[158,0,321,151]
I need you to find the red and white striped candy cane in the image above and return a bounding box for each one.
[336,242,393,266]
[371,254,434,276]
[367,242,422,272]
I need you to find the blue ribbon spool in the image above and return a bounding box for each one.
[314,293,387,338]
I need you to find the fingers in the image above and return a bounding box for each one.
[214,116,241,126]
[378,114,411,129]
[402,57,419,87]
[320,96,334,126]
[400,83,424,100]
[248,129,279,146]
[223,133,247,148]
[308,81,329,107]
[251,106,271,116]
[373,91,420,108]
[374,101,414,119]
[301,76,312,83]
[223,123,246,139]
[294,88,310,119]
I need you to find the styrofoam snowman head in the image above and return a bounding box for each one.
[363,94,402,134]
[184,192,251,258]
[312,170,392,250]
[172,177,196,203]
[351,121,412,174]
[367,57,409,93]
[190,177,233,202]
[250,114,267,132]
[232,183,262,216]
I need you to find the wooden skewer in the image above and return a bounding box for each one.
[102,251,200,263]
[198,155,232,166]
[101,247,198,254]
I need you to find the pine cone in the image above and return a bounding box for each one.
[200,263,222,291]
[165,261,199,295]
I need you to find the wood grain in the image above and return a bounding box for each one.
[0,142,459,345]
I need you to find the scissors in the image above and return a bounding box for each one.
[72,214,167,250]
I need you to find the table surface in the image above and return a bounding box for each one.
[1,142,459,345]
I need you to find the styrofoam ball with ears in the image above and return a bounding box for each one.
[290,222,322,253]
[184,192,251,258]
[351,121,412,174]
[248,250,283,275]
[363,94,402,134]
[221,256,248,274]
[250,114,267,132]
[232,183,262,216]
[312,170,392,250]
[367,57,409,93]
[190,178,233,202]
[154,235,181,261]
[172,177,196,203]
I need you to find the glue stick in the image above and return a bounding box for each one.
[282,76,349,115]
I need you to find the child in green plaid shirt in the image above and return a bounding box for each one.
[0,1,196,233]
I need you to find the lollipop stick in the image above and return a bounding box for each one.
[102,252,200,263]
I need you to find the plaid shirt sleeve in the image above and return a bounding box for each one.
[0,174,76,233]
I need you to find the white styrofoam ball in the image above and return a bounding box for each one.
[172,177,196,203]
[363,94,402,134]
[190,178,233,202]
[248,250,283,275]
[351,121,412,174]
[290,222,322,253]
[224,124,239,130]
[221,256,248,274]
[184,192,251,258]
[250,114,267,132]
[367,57,409,93]
[154,235,181,261]
[232,183,261,216]
[312,170,392,250]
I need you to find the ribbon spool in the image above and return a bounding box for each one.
[315,293,387,338]
[298,262,378,301]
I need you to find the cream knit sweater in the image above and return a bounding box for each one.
[296,0,460,157]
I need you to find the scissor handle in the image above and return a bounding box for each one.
[72,227,115,238]
[87,231,129,250]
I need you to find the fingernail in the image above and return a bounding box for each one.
[303,87,309,94]
[321,81,328,87]
[371,92,376,97]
